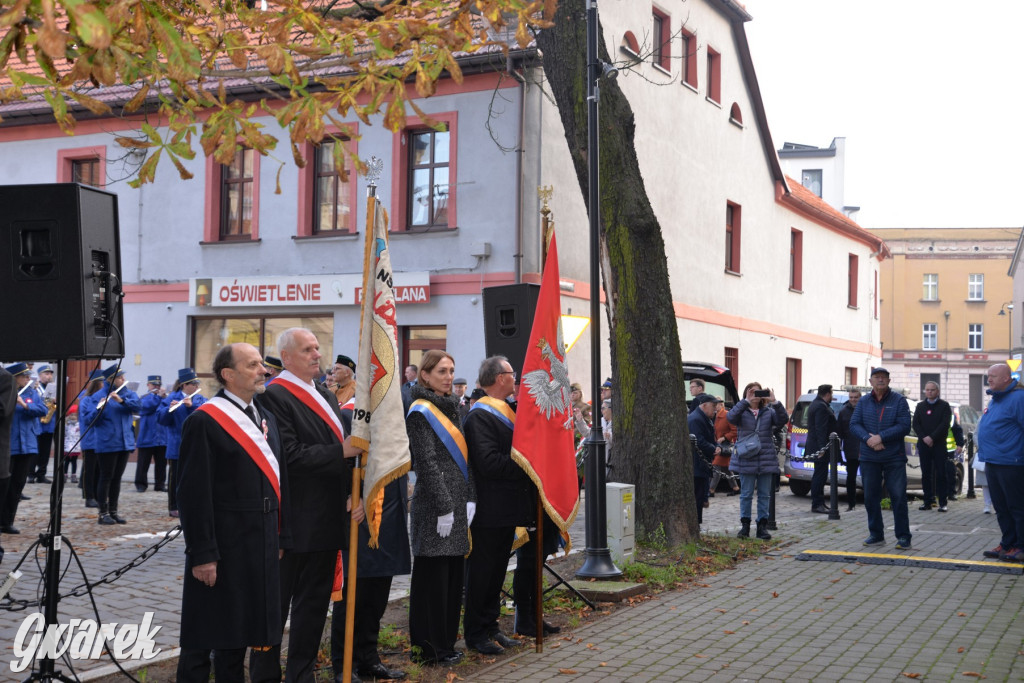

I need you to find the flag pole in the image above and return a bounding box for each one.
[343,166,381,683]
[534,495,543,653]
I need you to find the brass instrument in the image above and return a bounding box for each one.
[40,397,58,425]
[96,382,126,409]
[168,386,202,413]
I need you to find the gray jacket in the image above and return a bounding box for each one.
[726,399,787,475]
[406,385,476,557]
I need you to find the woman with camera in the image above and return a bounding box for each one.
[727,382,788,540]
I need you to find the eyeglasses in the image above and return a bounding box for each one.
[499,371,517,380]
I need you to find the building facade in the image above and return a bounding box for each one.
[777,137,859,219]
[0,0,886,407]
[872,227,1020,409]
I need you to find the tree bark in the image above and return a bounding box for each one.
[537,0,697,544]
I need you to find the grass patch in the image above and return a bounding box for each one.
[622,535,771,590]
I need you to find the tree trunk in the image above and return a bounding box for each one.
[537,0,697,544]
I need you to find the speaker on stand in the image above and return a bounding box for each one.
[481,283,541,377]
[0,183,123,682]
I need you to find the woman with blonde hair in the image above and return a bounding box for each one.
[406,349,476,665]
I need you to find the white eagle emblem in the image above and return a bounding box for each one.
[522,322,573,429]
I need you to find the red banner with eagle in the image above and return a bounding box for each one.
[511,234,580,532]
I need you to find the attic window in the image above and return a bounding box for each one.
[621,31,640,57]
[729,102,743,126]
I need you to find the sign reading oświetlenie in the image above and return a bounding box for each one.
[190,272,431,308]
[11,612,162,673]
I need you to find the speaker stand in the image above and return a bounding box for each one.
[24,358,76,683]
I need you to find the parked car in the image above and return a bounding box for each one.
[784,390,977,497]
[682,361,740,407]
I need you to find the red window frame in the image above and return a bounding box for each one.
[652,7,671,72]
[706,46,721,103]
[203,147,261,243]
[57,146,107,187]
[680,28,697,88]
[725,202,741,274]
[391,112,458,232]
[296,125,360,237]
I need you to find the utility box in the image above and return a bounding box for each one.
[606,482,635,566]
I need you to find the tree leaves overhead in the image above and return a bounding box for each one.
[0,0,553,184]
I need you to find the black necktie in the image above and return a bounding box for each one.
[245,405,259,427]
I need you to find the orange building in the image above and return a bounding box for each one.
[873,228,1020,410]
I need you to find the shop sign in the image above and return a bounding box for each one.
[190,272,430,307]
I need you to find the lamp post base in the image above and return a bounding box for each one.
[576,547,622,579]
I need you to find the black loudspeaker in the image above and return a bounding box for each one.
[482,283,541,376]
[0,183,123,360]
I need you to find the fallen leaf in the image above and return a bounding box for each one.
[550,643,560,648]
[509,663,517,667]
[831,578,842,583]
[901,673,922,679]
[772,592,779,598]
[558,669,578,675]
[576,638,584,644]
[958,647,965,653]
[810,608,823,613]
[957,612,968,617]
[961,673,985,678]
[723,630,735,634]
[824,596,834,600]
[716,609,728,613]
[599,662,607,667]
[694,654,706,658]
[669,606,677,610]
[843,569,853,574]
[742,621,750,625]
[721,663,730,668]
[734,585,745,588]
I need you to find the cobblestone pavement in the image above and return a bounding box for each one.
[1,466,1021,681]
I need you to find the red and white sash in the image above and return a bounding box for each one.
[198,397,281,503]
[269,370,346,443]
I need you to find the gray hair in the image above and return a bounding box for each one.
[478,355,509,388]
[276,327,310,354]
[924,380,940,392]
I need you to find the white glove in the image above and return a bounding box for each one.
[437,512,455,538]
[467,502,477,527]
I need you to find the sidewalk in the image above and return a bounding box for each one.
[1,469,1020,681]
[476,488,1024,682]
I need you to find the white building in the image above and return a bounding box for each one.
[0,0,886,405]
[778,137,859,220]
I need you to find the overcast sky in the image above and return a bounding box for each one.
[742,0,1024,229]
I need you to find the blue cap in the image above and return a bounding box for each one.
[263,356,283,371]
[5,362,29,376]
[88,369,106,381]
[147,375,162,385]
[37,364,54,374]
[177,367,198,384]
[870,367,890,377]
[102,364,126,381]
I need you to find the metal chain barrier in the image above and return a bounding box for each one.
[0,525,182,612]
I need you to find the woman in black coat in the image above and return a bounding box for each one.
[406,349,476,665]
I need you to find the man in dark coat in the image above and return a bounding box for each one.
[688,394,720,523]
[330,475,410,681]
[912,380,953,511]
[176,343,291,682]
[805,384,837,514]
[462,356,531,655]
[836,389,862,511]
[251,327,362,683]
[0,365,14,563]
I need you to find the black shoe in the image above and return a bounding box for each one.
[85,499,99,508]
[19,494,29,501]
[948,494,958,501]
[707,492,715,498]
[435,652,463,666]
[135,486,147,493]
[36,477,51,484]
[110,512,127,524]
[542,620,561,634]
[811,505,831,514]
[98,515,116,525]
[468,640,504,655]
[493,632,516,648]
[755,519,772,541]
[154,486,166,492]
[918,504,933,511]
[333,672,363,683]
[847,504,856,511]
[727,489,740,496]
[357,662,406,680]
[1,526,20,534]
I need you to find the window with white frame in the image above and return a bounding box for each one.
[922,323,937,351]
[922,273,938,301]
[968,273,984,301]
[968,323,983,351]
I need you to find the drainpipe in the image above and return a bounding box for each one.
[513,63,526,284]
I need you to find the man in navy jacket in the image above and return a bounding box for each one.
[850,367,912,549]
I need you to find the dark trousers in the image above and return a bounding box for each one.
[463,525,515,645]
[947,455,958,497]
[408,555,464,662]
[168,459,179,511]
[177,646,246,683]
[0,476,9,547]
[918,443,948,506]
[31,432,53,479]
[96,450,129,514]
[811,455,829,508]
[845,456,860,507]
[135,445,166,490]
[250,549,336,683]
[64,455,78,474]
[986,463,1024,550]
[512,526,558,634]
[1,454,33,528]
[81,450,99,502]
[694,476,709,524]
[861,459,911,542]
[331,575,394,672]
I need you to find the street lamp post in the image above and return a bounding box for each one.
[576,0,621,580]
[999,302,1014,356]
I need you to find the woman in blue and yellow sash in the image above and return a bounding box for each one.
[405,349,476,665]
